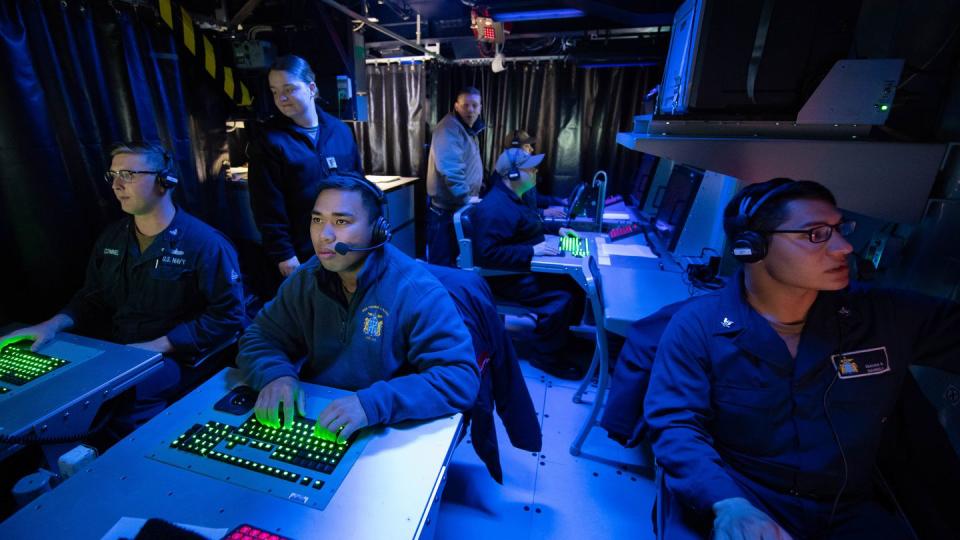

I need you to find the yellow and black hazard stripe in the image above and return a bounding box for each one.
[157,0,252,106]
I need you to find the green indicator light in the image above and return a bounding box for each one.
[880,104,889,111]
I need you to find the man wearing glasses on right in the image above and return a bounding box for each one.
[645,178,960,539]
[1,142,245,436]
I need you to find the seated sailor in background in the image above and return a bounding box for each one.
[645,178,960,539]
[1,142,246,431]
[237,173,479,442]
[470,148,585,381]
[502,130,566,219]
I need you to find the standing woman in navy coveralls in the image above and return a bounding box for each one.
[645,179,960,540]
[247,55,362,292]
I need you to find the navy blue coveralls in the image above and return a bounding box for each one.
[470,180,580,364]
[644,271,960,539]
[600,298,692,448]
[61,209,246,426]
[247,105,362,267]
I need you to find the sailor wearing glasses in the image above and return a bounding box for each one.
[2,142,245,437]
[645,178,960,539]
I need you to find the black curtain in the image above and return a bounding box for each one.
[352,59,656,198]
[0,0,225,323]
[430,61,656,199]
[352,62,427,176]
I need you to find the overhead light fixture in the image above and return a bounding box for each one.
[492,9,585,22]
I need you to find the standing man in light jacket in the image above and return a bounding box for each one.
[426,86,485,267]
[237,173,480,441]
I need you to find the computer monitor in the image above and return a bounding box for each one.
[564,183,589,225]
[653,164,705,252]
[659,0,860,116]
[628,153,660,208]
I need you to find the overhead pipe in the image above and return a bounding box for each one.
[316,0,448,63]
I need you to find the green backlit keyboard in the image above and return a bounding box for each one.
[0,339,70,387]
[558,235,589,258]
[170,415,354,491]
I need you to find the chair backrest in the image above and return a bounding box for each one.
[581,255,608,362]
[179,332,239,370]
[454,204,524,278]
[453,204,475,270]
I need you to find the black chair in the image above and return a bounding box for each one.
[453,204,531,318]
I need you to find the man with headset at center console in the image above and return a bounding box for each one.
[469,148,585,381]
[237,172,480,440]
[645,178,960,539]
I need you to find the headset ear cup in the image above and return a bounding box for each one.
[382,217,392,242]
[347,174,389,239]
[731,214,749,233]
[371,216,391,245]
[731,231,767,263]
[159,150,176,189]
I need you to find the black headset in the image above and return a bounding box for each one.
[509,129,523,148]
[331,173,392,255]
[506,149,522,181]
[504,130,527,181]
[730,180,794,263]
[156,149,179,190]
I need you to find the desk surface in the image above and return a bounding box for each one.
[530,230,694,337]
[0,331,161,438]
[366,175,418,192]
[601,266,695,336]
[531,230,664,275]
[542,200,642,231]
[0,368,462,540]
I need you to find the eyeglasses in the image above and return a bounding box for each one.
[759,221,856,244]
[104,170,161,184]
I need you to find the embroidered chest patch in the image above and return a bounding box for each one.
[360,305,389,342]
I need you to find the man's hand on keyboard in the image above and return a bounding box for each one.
[1,323,57,352]
[255,376,305,430]
[0,314,73,352]
[543,206,566,218]
[534,238,560,256]
[316,394,368,443]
